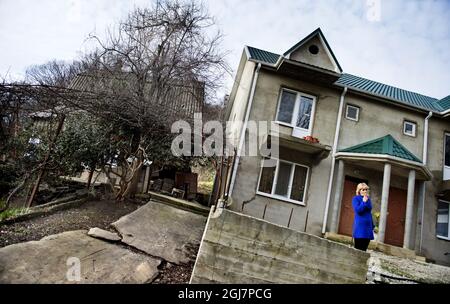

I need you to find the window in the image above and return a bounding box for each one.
[403,121,416,137]
[257,158,309,204]
[308,45,319,55]
[444,133,450,180]
[437,200,450,240]
[275,89,316,137]
[345,104,359,121]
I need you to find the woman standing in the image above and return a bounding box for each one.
[352,183,374,251]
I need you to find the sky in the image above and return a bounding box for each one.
[0,0,449,100]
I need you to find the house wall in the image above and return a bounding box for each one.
[289,35,336,72]
[226,59,450,266]
[420,117,450,265]
[229,68,341,236]
[338,92,425,157]
[225,55,256,148]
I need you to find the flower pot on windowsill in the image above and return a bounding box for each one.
[303,136,320,143]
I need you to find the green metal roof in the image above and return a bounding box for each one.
[339,134,422,163]
[245,45,447,113]
[335,73,443,112]
[436,95,450,111]
[247,46,280,65]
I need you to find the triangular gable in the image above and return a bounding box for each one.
[284,28,342,73]
[339,134,422,163]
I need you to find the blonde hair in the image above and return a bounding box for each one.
[355,183,369,195]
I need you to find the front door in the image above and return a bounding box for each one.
[384,187,407,247]
[338,179,357,236]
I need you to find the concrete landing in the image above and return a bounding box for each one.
[112,201,207,265]
[148,191,210,216]
[0,230,160,283]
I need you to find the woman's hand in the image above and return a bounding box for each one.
[363,195,368,202]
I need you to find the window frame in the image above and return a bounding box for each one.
[403,120,416,137]
[436,199,450,241]
[256,157,309,206]
[275,88,317,136]
[444,132,450,180]
[345,104,360,122]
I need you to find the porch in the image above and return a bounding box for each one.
[328,135,432,250]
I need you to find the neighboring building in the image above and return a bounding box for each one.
[69,72,205,195]
[224,28,450,266]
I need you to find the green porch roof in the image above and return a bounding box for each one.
[245,45,448,113]
[339,134,422,163]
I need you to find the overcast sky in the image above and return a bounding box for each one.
[0,0,449,99]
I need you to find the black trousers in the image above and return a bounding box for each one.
[354,238,370,251]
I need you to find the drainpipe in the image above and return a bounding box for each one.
[322,86,347,234]
[419,111,432,253]
[227,63,262,199]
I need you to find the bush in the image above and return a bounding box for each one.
[0,162,19,197]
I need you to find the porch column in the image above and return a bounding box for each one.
[403,169,416,249]
[378,163,391,243]
[330,160,345,233]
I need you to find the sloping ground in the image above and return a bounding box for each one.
[112,200,207,265]
[191,208,370,284]
[367,251,450,284]
[0,230,160,283]
[0,199,208,283]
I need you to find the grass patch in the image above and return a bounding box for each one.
[0,206,30,221]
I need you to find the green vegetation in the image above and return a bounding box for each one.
[0,205,30,221]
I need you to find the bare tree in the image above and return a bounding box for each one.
[66,0,228,201]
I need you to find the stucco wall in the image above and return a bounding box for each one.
[226,59,450,266]
[338,93,425,158]
[289,35,337,72]
[190,208,369,284]
[420,117,450,265]
[229,69,341,236]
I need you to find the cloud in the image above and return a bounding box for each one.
[0,0,448,98]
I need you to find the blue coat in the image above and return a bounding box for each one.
[352,195,374,240]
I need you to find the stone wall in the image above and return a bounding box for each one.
[190,208,369,284]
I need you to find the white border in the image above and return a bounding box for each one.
[256,157,309,206]
[436,199,450,241]
[444,132,450,180]
[345,104,359,122]
[275,88,317,137]
[403,120,416,137]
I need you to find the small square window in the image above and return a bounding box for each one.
[345,104,359,121]
[403,121,416,137]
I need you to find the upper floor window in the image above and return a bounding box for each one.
[403,120,416,137]
[437,200,449,240]
[345,104,359,121]
[444,133,450,180]
[276,89,316,137]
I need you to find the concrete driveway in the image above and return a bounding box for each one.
[0,200,207,283]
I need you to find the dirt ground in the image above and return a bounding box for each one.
[0,199,195,283]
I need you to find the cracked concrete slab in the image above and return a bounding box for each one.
[367,251,450,284]
[112,201,207,265]
[0,230,160,283]
[88,227,122,242]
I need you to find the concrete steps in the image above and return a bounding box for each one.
[147,191,210,216]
